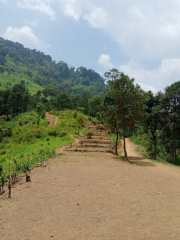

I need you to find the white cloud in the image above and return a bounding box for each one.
[98,54,113,69]
[17,0,56,20]
[15,1,180,61]
[62,3,81,21]
[44,0,180,62]
[83,7,107,29]
[119,59,180,92]
[10,0,180,91]
[23,19,38,26]
[138,83,159,94]
[3,26,44,50]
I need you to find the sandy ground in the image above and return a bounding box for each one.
[1,137,180,239]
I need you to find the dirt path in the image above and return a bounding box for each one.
[1,136,180,239]
[46,112,58,126]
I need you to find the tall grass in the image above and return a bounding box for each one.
[0,110,89,175]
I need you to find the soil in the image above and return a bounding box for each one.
[46,112,58,126]
[1,122,180,239]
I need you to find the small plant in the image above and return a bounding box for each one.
[12,156,18,183]
[0,172,7,194]
[87,131,92,139]
[26,153,32,172]
[7,159,12,198]
[73,111,77,119]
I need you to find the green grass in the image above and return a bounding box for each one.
[135,146,141,152]
[118,151,123,156]
[0,110,90,175]
[108,134,121,142]
[0,71,43,95]
[57,153,66,156]
[0,57,43,95]
[151,159,173,165]
[50,110,91,135]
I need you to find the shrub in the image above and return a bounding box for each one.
[59,130,67,137]
[87,131,92,138]
[73,111,78,119]
[48,128,59,137]
[0,151,6,155]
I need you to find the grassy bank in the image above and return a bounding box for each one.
[0,110,89,176]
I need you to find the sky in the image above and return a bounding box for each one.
[1,0,180,93]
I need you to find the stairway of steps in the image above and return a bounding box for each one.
[65,124,115,154]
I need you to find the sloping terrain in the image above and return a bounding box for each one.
[1,124,180,239]
[65,123,114,153]
[0,38,105,95]
[46,112,59,126]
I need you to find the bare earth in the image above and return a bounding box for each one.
[46,112,58,126]
[1,138,180,239]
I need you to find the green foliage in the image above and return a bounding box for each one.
[88,95,103,117]
[0,110,91,174]
[48,127,67,137]
[87,131,92,138]
[73,111,77,119]
[36,103,46,119]
[108,134,120,142]
[104,70,144,157]
[0,38,105,96]
[51,110,89,135]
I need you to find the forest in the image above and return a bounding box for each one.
[0,37,105,96]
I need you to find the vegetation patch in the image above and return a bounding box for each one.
[0,110,90,197]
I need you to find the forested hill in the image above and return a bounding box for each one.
[0,37,105,95]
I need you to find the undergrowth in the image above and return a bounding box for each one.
[0,110,89,176]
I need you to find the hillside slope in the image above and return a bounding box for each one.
[0,37,105,95]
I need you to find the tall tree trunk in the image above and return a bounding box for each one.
[123,132,128,160]
[152,134,156,160]
[153,137,156,160]
[173,119,176,165]
[115,127,118,155]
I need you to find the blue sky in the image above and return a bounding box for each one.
[1,0,180,93]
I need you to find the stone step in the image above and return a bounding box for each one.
[88,136,110,140]
[76,144,112,148]
[65,147,114,153]
[82,140,113,144]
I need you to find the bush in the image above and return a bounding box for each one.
[48,128,59,137]
[59,130,67,137]
[87,131,92,138]
[0,151,6,155]
[73,111,78,119]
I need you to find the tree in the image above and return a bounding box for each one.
[160,82,180,165]
[9,84,31,117]
[77,115,85,135]
[143,91,163,159]
[88,96,103,117]
[54,92,72,110]
[105,71,144,159]
[36,103,46,127]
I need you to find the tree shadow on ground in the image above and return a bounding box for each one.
[128,156,155,167]
[113,156,155,167]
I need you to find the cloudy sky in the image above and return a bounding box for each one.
[1,0,180,92]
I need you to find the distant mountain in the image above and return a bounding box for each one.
[0,37,105,95]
